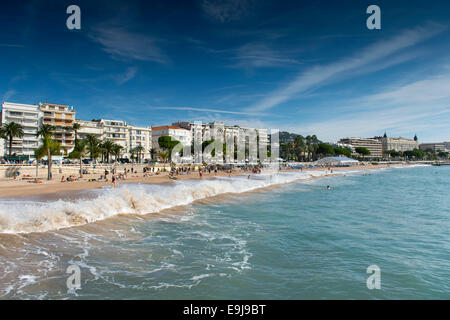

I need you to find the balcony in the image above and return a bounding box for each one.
[6,114,23,120]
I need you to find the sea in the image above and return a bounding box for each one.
[0,165,448,299]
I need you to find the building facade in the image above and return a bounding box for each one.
[39,103,76,155]
[419,143,448,152]
[95,119,128,151]
[173,121,272,163]
[127,125,152,160]
[152,126,192,152]
[1,102,40,158]
[338,137,383,158]
[76,120,104,141]
[379,136,419,155]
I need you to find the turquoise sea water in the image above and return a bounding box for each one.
[0,165,449,299]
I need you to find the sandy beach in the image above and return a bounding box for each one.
[0,163,394,198]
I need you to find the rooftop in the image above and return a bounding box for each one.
[152,125,187,131]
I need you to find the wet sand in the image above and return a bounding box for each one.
[0,164,393,199]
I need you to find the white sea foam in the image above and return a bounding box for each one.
[0,166,419,234]
[0,171,324,234]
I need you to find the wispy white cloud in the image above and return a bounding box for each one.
[149,106,269,116]
[230,42,301,70]
[247,23,445,112]
[202,0,255,23]
[296,71,450,142]
[89,26,169,64]
[115,67,138,85]
[2,89,17,101]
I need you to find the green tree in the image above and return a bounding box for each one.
[37,124,62,180]
[69,140,87,177]
[317,143,335,157]
[438,151,449,159]
[34,147,46,178]
[2,122,24,157]
[158,136,180,154]
[134,145,145,163]
[385,149,403,159]
[84,134,101,161]
[71,122,81,146]
[293,135,306,161]
[413,148,424,159]
[101,140,115,163]
[129,147,137,162]
[355,147,371,159]
[404,148,424,160]
[334,146,352,157]
[112,144,124,162]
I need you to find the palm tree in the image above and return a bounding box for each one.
[2,122,24,157]
[34,147,46,178]
[69,140,87,177]
[150,148,156,160]
[84,135,100,162]
[135,145,145,163]
[129,146,136,163]
[112,144,123,162]
[71,122,81,146]
[37,124,58,180]
[101,140,115,163]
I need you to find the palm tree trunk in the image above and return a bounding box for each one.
[79,155,82,177]
[36,161,39,178]
[9,137,12,157]
[47,148,52,180]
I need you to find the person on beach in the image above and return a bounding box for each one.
[199,170,203,178]
[112,174,117,188]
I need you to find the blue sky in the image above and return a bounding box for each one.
[1,0,449,142]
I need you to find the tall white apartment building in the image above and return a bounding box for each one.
[1,102,40,158]
[173,121,272,163]
[76,120,153,161]
[95,119,128,150]
[152,125,192,152]
[75,120,104,140]
[339,137,383,158]
[127,125,152,160]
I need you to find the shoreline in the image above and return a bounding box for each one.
[0,163,402,199]
[0,163,427,235]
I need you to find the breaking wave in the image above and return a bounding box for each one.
[0,171,330,234]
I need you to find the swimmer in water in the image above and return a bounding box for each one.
[327,185,331,190]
